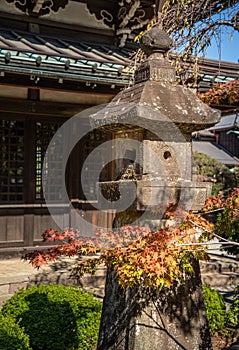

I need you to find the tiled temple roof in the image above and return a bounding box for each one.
[0,28,238,91]
[209,114,239,131]
[0,29,133,87]
[196,58,239,91]
[192,141,239,166]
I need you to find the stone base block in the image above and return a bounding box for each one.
[98,179,212,212]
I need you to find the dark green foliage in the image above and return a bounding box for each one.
[215,209,239,255]
[203,284,228,335]
[192,151,227,195]
[214,188,239,255]
[226,286,239,330]
[193,151,227,180]
[1,284,102,350]
[203,284,239,338]
[0,313,31,350]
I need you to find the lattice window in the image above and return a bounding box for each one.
[80,129,109,200]
[35,121,63,200]
[0,119,113,204]
[0,120,24,202]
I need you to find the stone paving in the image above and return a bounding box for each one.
[0,255,105,307]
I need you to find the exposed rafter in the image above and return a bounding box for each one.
[5,0,69,17]
[85,0,155,47]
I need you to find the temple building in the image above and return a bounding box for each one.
[0,0,239,251]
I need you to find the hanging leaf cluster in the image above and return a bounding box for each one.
[197,80,239,106]
[23,186,239,290]
[201,188,239,255]
[23,211,214,290]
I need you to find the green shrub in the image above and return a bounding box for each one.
[202,284,227,335]
[226,285,239,330]
[192,151,227,195]
[203,284,239,340]
[0,313,31,350]
[1,284,102,350]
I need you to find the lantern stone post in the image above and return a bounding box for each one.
[90,27,220,350]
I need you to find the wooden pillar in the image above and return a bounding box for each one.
[23,117,36,246]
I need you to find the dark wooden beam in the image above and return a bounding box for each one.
[0,97,88,117]
[0,73,123,95]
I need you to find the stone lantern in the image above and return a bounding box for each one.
[90,27,220,226]
[90,27,220,350]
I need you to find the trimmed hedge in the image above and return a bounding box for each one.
[0,313,31,350]
[1,284,102,350]
[203,283,239,340]
[202,283,227,335]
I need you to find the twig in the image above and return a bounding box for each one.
[188,220,239,246]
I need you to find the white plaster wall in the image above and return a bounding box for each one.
[0,2,110,30]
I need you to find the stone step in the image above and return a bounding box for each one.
[200,254,239,273]
[0,294,13,307]
[80,271,106,289]
[200,260,239,274]
[30,269,107,290]
[200,254,239,301]
[202,272,239,289]
[83,285,105,299]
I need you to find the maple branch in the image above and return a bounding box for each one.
[199,208,224,215]
[175,241,239,247]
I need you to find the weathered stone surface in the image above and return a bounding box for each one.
[90,30,220,135]
[92,27,216,350]
[140,27,172,55]
[99,179,212,212]
[9,282,28,294]
[97,260,212,350]
[90,81,220,135]
[0,284,9,295]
